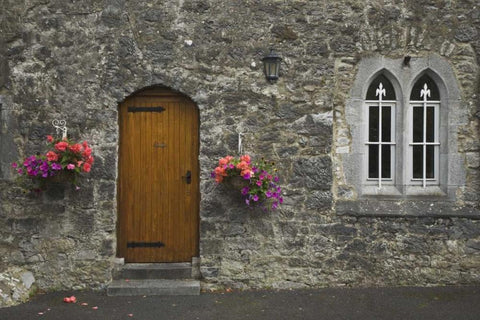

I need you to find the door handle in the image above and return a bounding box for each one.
[183,170,192,184]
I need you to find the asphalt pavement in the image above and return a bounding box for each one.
[1,286,479,320]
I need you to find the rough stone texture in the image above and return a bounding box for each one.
[0,0,479,305]
[0,267,36,307]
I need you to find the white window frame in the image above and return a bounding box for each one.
[364,99,396,188]
[407,95,440,188]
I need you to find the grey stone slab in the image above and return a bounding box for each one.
[114,263,193,280]
[107,279,200,296]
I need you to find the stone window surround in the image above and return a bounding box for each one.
[343,54,465,201]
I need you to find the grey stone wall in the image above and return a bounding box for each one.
[0,0,479,303]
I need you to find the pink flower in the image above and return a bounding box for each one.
[69,143,83,154]
[67,164,75,170]
[256,180,262,186]
[46,151,58,162]
[47,135,54,142]
[240,155,251,163]
[55,141,68,152]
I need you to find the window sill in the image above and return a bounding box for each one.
[361,185,402,197]
[405,185,446,197]
[336,199,480,219]
[360,185,448,199]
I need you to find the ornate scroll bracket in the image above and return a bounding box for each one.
[52,119,67,139]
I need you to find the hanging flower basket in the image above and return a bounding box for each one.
[12,135,94,192]
[211,154,283,211]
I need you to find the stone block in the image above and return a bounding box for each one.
[291,156,332,190]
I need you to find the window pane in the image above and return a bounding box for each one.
[368,145,379,179]
[413,107,423,142]
[381,145,391,178]
[369,106,379,142]
[413,145,423,178]
[426,145,435,178]
[381,107,391,142]
[366,75,396,100]
[410,74,440,100]
[426,107,435,142]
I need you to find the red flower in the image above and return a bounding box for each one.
[46,135,54,142]
[69,143,83,153]
[83,163,91,172]
[83,147,92,157]
[46,151,58,162]
[86,155,94,165]
[55,141,68,152]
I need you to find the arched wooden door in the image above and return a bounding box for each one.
[117,88,199,263]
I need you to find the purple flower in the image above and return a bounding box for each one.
[274,176,279,182]
[245,199,250,205]
[12,162,18,168]
[241,187,249,195]
[259,174,265,180]
[243,172,251,179]
[51,163,62,170]
[272,201,278,210]
[279,197,283,204]
[210,171,215,178]
[17,169,23,175]
[42,172,48,178]
[252,167,259,173]
[256,180,262,187]
[253,195,259,202]
[266,191,272,198]
[229,164,234,169]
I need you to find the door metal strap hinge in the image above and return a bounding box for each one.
[127,241,165,248]
[128,106,165,113]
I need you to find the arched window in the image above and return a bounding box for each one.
[408,74,440,187]
[365,75,396,188]
[343,56,465,202]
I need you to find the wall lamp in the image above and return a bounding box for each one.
[262,49,282,83]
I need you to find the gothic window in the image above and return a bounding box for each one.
[363,73,443,191]
[343,56,465,206]
[408,75,440,187]
[365,75,396,188]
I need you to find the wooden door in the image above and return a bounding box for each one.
[117,88,199,263]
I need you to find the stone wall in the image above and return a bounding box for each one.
[0,0,479,304]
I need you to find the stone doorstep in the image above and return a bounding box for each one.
[107,279,200,296]
[113,263,193,280]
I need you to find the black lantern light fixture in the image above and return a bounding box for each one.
[262,49,282,83]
